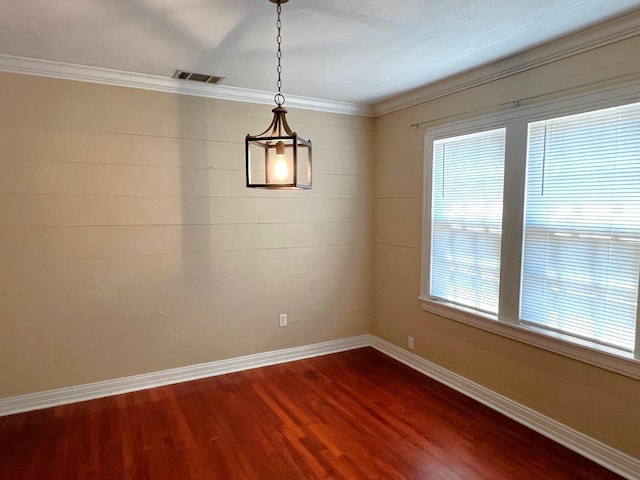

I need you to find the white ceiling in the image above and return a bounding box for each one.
[1,0,640,106]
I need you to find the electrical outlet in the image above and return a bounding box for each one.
[408,336,414,350]
[279,313,287,327]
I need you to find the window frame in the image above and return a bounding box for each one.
[427,128,506,315]
[419,81,640,380]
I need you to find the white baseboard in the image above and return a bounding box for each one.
[1,333,637,479]
[0,334,371,417]
[370,335,640,480]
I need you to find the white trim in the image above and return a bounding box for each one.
[373,9,640,116]
[0,54,373,117]
[1,332,637,478]
[0,334,370,417]
[419,297,640,380]
[370,335,640,480]
[422,80,640,138]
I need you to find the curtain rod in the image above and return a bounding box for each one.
[409,72,640,128]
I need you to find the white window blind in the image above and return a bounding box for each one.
[521,103,640,352]
[430,128,506,314]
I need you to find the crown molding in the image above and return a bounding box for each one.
[0,54,373,117]
[0,9,638,119]
[373,9,640,116]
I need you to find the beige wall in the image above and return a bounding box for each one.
[373,35,640,458]
[0,72,374,398]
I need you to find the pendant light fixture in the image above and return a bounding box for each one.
[245,0,312,189]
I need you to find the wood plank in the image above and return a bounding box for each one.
[0,348,624,479]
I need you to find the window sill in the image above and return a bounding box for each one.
[419,297,640,381]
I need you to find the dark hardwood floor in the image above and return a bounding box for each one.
[0,348,623,479]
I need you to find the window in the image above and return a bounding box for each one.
[521,105,640,353]
[430,129,505,315]
[421,92,640,377]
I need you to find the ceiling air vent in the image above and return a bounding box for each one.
[173,70,225,85]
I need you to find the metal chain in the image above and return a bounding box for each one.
[274,1,285,106]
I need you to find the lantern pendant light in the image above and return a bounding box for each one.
[245,0,312,189]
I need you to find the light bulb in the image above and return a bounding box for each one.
[273,141,288,181]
